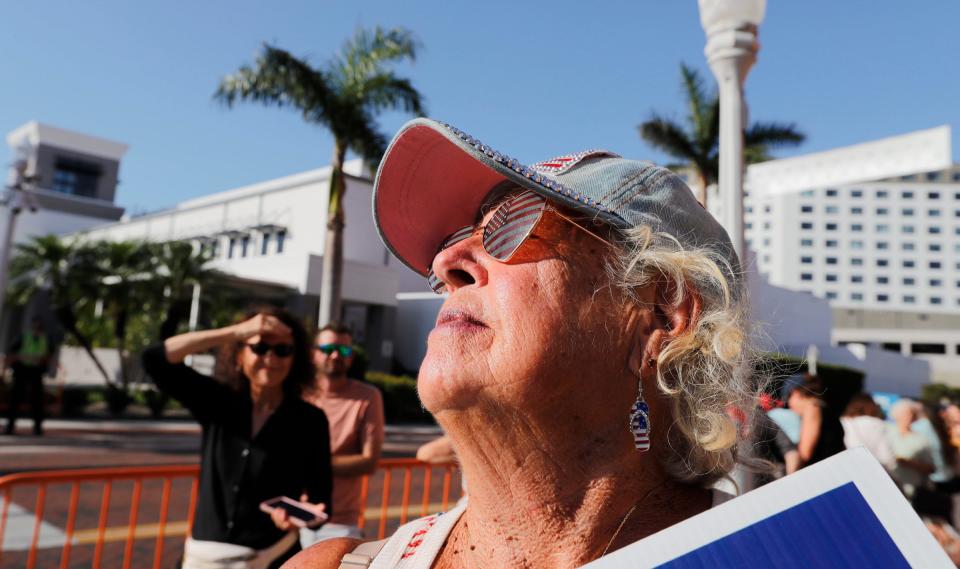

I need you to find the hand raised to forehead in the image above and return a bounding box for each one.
[234,314,292,341]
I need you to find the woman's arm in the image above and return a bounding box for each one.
[797,402,822,465]
[163,314,289,363]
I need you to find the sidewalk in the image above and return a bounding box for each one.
[0,419,443,474]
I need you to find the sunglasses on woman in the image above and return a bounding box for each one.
[245,342,295,358]
[426,190,610,294]
[316,343,355,357]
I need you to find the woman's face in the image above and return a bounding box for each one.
[238,327,295,393]
[419,195,640,425]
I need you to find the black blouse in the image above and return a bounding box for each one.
[142,344,333,549]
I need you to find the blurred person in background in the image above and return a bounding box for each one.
[788,374,846,468]
[911,401,959,521]
[143,307,332,569]
[3,317,52,436]
[841,393,896,472]
[301,323,384,546]
[887,400,934,501]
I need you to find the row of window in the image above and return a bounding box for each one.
[198,230,287,259]
[856,342,960,356]
[820,291,957,306]
[799,205,960,217]
[800,242,959,256]
[800,188,960,199]
[800,258,955,274]
[799,221,959,234]
[801,272,958,287]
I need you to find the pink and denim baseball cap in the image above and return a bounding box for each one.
[373,118,740,280]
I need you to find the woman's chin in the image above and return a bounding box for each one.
[417,359,483,414]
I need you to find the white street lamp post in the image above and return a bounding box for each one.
[698,0,765,265]
[0,159,38,335]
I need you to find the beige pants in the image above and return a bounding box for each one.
[182,532,297,569]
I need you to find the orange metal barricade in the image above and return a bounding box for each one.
[0,459,458,569]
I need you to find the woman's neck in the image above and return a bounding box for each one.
[249,381,284,412]
[434,409,711,569]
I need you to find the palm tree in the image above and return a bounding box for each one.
[639,63,805,207]
[214,26,426,325]
[7,235,115,388]
[148,240,221,339]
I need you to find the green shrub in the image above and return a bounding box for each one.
[364,371,434,424]
[922,383,960,405]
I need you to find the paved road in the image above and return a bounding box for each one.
[0,420,456,568]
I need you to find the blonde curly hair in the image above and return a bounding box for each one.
[608,225,760,487]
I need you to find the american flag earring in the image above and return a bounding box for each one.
[629,371,652,452]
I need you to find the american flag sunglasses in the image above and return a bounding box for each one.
[426,190,610,294]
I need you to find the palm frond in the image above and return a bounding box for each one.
[638,115,699,162]
[744,121,806,148]
[361,72,426,116]
[680,63,714,143]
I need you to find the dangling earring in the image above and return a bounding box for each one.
[629,367,652,452]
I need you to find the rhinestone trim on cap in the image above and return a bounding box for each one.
[532,150,621,174]
[438,122,613,211]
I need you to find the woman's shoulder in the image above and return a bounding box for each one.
[289,397,332,424]
[283,537,364,569]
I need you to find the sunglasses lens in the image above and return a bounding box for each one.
[338,345,354,357]
[273,344,294,358]
[248,343,269,356]
[482,191,545,261]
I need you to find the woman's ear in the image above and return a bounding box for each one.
[629,279,702,371]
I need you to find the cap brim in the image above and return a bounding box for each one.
[372,120,500,275]
[373,118,617,276]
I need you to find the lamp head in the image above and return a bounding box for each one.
[698,0,766,31]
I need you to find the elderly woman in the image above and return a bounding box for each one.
[143,307,333,569]
[288,119,755,568]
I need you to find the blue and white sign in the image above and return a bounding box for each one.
[583,448,952,568]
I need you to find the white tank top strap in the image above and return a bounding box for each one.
[368,499,468,569]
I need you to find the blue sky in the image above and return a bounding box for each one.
[1,0,957,214]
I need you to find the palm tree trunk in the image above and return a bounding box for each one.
[694,172,708,208]
[318,140,347,327]
[54,304,117,389]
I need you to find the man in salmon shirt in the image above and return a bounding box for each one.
[301,323,385,546]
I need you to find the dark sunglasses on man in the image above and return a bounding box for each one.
[245,342,295,358]
[316,343,354,357]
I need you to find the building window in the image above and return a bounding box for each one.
[851,207,863,215]
[902,208,914,216]
[875,208,888,215]
[241,235,250,257]
[826,189,838,197]
[210,239,220,258]
[876,276,888,285]
[929,226,941,234]
[826,257,838,265]
[261,233,271,255]
[901,190,914,199]
[902,243,915,252]
[801,256,813,264]
[800,238,813,247]
[876,224,889,233]
[903,295,915,304]
[931,297,943,305]
[851,292,863,301]
[825,291,838,300]
[801,222,814,230]
[52,158,101,198]
[851,258,863,266]
[930,279,942,287]
[825,240,838,248]
[228,238,236,259]
[926,172,940,182]
[881,342,901,352]
[902,225,915,234]
[876,190,888,198]
[851,190,863,198]
[876,242,888,250]
[903,277,915,285]
[801,189,815,197]
[928,209,941,217]
[276,230,287,254]
[929,244,941,252]
[800,273,813,281]
[850,275,863,283]
[955,210,960,218]
[928,191,940,199]
[826,223,838,231]
[800,205,814,213]
[930,261,942,269]
[877,294,889,302]
[851,224,863,232]
[826,274,838,282]
[825,206,839,214]
[877,259,889,267]
[902,260,915,268]
[912,343,946,354]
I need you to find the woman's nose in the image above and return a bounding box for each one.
[430,234,488,293]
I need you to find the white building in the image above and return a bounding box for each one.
[728,125,959,386]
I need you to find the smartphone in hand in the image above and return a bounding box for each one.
[259,496,329,528]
